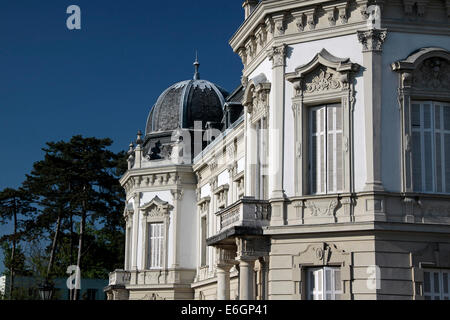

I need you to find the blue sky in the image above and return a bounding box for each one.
[0,0,244,274]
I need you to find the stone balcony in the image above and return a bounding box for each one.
[207,197,271,246]
[108,269,131,287]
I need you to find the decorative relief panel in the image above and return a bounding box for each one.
[305,199,339,217]
[304,66,343,93]
[412,58,450,91]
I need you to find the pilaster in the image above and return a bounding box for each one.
[171,189,184,268]
[267,44,287,201]
[357,28,387,192]
[132,192,140,270]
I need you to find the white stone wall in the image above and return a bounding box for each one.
[178,188,198,269]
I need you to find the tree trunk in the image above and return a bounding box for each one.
[73,201,86,301]
[46,210,62,279]
[69,212,74,300]
[9,197,17,300]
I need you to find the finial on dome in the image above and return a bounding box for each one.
[193,51,200,80]
[136,130,143,145]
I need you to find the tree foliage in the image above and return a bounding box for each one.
[1,135,127,300]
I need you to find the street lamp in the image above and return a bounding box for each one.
[38,280,54,301]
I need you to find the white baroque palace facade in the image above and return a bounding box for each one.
[105,0,450,300]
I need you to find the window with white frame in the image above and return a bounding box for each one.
[200,216,208,267]
[147,223,163,269]
[411,101,450,193]
[306,267,342,300]
[423,269,450,300]
[310,104,343,194]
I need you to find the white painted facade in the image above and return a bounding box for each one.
[106,0,450,301]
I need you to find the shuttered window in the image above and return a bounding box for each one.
[310,104,343,194]
[307,267,342,300]
[148,223,163,269]
[412,101,450,193]
[200,216,207,267]
[423,269,450,300]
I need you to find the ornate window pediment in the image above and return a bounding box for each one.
[287,49,360,98]
[140,196,174,220]
[392,47,450,96]
[243,73,271,123]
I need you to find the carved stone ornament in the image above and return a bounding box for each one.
[392,47,450,93]
[295,242,350,266]
[267,44,287,68]
[305,67,342,93]
[357,29,388,52]
[412,58,450,91]
[140,196,174,219]
[236,237,270,260]
[238,47,247,66]
[305,199,339,217]
[286,48,360,97]
[243,73,271,122]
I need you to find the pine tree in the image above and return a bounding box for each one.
[0,188,35,299]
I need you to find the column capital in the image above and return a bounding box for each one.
[268,44,287,68]
[216,247,237,267]
[170,188,184,201]
[236,237,270,261]
[357,29,387,52]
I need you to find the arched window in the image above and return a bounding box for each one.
[392,47,450,193]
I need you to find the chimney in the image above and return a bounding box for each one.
[242,0,259,19]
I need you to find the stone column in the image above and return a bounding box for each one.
[170,189,183,268]
[236,237,270,300]
[267,44,287,200]
[357,29,387,192]
[239,258,256,300]
[131,193,140,270]
[216,264,233,300]
[216,247,236,300]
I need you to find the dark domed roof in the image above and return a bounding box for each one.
[146,62,228,134]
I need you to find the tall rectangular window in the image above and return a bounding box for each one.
[310,104,343,194]
[126,227,132,269]
[423,269,450,300]
[148,223,163,269]
[306,267,342,300]
[412,101,450,193]
[200,216,207,267]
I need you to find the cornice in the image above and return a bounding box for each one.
[119,164,194,186]
[242,21,368,77]
[230,0,352,51]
